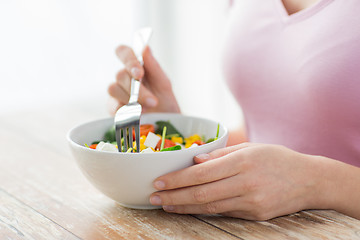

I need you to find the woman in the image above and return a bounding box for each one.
[108,0,360,220]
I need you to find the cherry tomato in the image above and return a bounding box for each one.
[156,138,176,150]
[140,124,155,137]
[132,124,155,140]
[193,140,205,146]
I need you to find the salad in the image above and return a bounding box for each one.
[85,121,219,153]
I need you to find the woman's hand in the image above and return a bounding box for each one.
[108,45,180,114]
[149,143,326,220]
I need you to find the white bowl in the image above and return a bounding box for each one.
[67,113,228,209]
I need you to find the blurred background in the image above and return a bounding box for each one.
[0,0,243,130]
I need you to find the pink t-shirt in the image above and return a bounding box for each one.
[223,0,360,166]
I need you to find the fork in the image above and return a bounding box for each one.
[115,27,153,153]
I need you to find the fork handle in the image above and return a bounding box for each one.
[129,78,141,103]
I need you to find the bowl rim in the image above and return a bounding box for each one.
[66,112,228,156]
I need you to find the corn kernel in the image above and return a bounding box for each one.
[171,136,183,144]
[133,136,148,152]
[184,134,202,148]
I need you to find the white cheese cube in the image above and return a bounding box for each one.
[143,132,161,149]
[96,141,118,152]
[189,143,199,148]
[96,141,106,150]
[140,147,155,153]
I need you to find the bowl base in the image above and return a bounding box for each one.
[117,202,162,210]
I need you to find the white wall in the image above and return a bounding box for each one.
[0,0,243,129]
[0,0,133,114]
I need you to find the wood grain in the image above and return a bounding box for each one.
[0,189,79,240]
[1,102,360,239]
[196,210,360,240]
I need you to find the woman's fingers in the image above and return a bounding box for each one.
[142,46,169,87]
[150,143,269,214]
[163,197,256,217]
[114,56,158,109]
[151,174,248,206]
[193,142,254,164]
[153,149,249,192]
[154,184,274,220]
[116,45,166,89]
[115,69,131,92]
[116,45,144,79]
[138,84,158,109]
[161,196,268,220]
[108,82,130,105]
[109,81,158,109]
[162,197,244,215]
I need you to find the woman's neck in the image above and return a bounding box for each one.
[281,0,319,15]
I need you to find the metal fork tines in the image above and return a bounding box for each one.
[115,79,142,153]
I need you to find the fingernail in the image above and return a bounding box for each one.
[146,97,158,108]
[150,195,162,205]
[154,180,165,190]
[131,67,141,78]
[196,153,210,160]
[163,205,175,212]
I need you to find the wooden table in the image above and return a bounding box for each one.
[1,101,360,240]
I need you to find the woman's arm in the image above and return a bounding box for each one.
[313,156,360,219]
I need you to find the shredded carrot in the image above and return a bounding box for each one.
[89,144,98,149]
